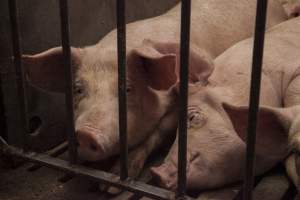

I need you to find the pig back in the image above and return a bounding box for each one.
[94,0,287,60]
[188,0,287,57]
[211,17,300,108]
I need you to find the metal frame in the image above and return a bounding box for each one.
[116,0,129,181]
[243,0,268,200]
[0,71,6,140]
[59,0,78,165]
[8,0,29,149]
[4,0,268,199]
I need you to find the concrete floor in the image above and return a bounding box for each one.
[0,157,296,200]
[0,163,108,200]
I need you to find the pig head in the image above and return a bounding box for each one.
[22,40,211,161]
[151,84,300,191]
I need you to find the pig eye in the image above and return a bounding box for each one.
[187,107,206,128]
[126,85,133,93]
[74,81,84,95]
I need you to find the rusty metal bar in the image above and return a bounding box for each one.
[27,141,68,171]
[177,0,191,198]
[8,0,29,149]
[2,143,198,200]
[59,0,78,164]
[117,0,128,180]
[243,0,268,200]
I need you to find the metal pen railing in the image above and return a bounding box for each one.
[5,0,269,199]
[8,0,28,149]
[243,0,268,200]
[177,0,191,198]
[116,0,129,181]
[59,0,78,164]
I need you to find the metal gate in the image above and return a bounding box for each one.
[2,0,269,199]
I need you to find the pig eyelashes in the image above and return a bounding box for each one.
[73,80,87,106]
[187,106,206,128]
[74,80,85,95]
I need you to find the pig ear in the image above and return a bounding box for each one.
[22,47,82,93]
[185,44,215,85]
[128,40,214,91]
[144,39,215,85]
[128,45,177,90]
[222,102,291,157]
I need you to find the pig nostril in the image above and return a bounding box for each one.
[292,12,300,18]
[90,144,98,152]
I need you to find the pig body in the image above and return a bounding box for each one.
[24,0,287,179]
[151,17,300,191]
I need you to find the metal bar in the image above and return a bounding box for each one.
[27,141,68,171]
[3,144,197,200]
[116,0,128,180]
[8,0,29,149]
[59,0,78,164]
[243,0,268,200]
[0,76,6,141]
[177,0,191,198]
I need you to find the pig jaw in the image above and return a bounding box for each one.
[150,145,200,191]
[150,144,231,191]
[150,152,204,191]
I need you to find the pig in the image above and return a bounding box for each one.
[22,0,287,181]
[151,16,300,191]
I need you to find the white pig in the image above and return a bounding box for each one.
[151,16,300,191]
[23,0,287,180]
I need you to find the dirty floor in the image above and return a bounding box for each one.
[0,159,298,200]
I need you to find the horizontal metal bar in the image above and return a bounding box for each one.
[3,144,196,200]
[243,0,268,200]
[8,0,28,149]
[177,0,191,198]
[27,141,68,171]
[59,0,78,164]
[117,0,128,180]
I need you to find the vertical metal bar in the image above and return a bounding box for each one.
[59,0,78,164]
[0,76,5,140]
[177,0,191,198]
[8,0,29,149]
[243,1,268,200]
[116,0,128,180]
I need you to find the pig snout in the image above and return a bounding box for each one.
[151,163,177,191]
[77,126,109,161]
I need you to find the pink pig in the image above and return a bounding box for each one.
[151,16,300,191]
[23,0,287,180]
